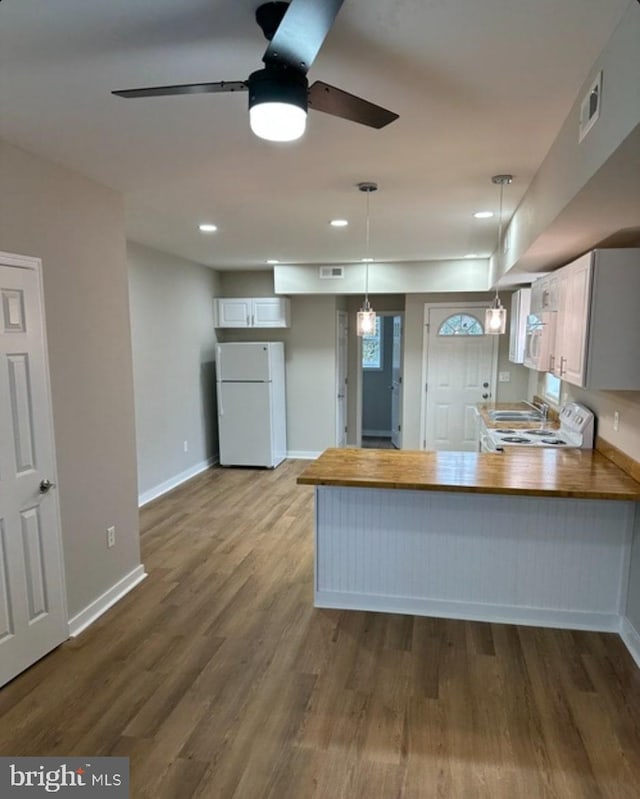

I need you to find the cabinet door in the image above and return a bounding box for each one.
[215,298,252,327]
[252,298,290,328]
[557,255,592,386]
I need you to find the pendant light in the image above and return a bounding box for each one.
[356,181,378,337]
[485,174,512,335]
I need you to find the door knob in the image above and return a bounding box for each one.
[39,479,56,493]
[482,393,489,399]
[482,382,489,388]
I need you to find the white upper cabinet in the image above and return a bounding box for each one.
[552,254,591,386]
[214,297,291,328]
[539,248,640,389]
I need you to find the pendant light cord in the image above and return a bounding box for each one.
[364,187,371,303]
[495,181,504,303]
[490,174,512,305]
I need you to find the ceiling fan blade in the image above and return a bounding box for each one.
[308,81,399,129]
[263,0,346,73]
[112,81,248,99]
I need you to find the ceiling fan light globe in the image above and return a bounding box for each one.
[249,102,307,142]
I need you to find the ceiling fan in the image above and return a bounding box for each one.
[112,0,398,142]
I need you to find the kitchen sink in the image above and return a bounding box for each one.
[487,410,544,422]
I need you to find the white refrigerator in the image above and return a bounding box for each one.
[216,342,287,468]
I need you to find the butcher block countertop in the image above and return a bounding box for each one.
[297,447,640,501]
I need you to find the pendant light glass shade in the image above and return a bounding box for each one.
[356,300,376,336]
[485,296,507,335]
[356,182,378,337]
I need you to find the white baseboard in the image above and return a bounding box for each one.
[68,565,147,638]
[138,457,216,506]
[620,615,640,669]
[287,451,322,460]
[362,429,392,438]
[315,590,620,633]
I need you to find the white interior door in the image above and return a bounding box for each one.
[335,311,348,447]
[0,255,67,687]
[423,306,497,451]
[390,315,403,448]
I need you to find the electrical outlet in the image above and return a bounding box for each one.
[107,526,116,548]
[183,440,188,452]
[613,411,620,432]
[498,371,510,383]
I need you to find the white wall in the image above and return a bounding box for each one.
[128,243,220,500]
[274,259,490,294]
[218,272,337,455]
[493,3,640,280]
[0,137,140,618]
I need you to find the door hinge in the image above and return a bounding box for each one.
[425,382,428,392]
[344,426,348,433]
[426,323,430,332]
[398,376,402,384]
[398,424,401,432]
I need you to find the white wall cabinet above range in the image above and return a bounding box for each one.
[214,297,291,328]
[533,248,640,390]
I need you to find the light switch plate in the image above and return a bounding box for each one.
[498,371,511,383]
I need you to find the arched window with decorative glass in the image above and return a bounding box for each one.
[437,313,484,337]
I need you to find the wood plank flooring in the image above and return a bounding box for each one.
[1,459,639,798]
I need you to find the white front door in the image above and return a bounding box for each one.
[0,254,67,687]
[423,305,497,451]
[335,311,348,447]
[390,315,403,448]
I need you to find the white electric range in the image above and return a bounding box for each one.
[484,402,595,452]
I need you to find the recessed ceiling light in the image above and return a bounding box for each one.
[464,253,479,258]
[330,219,349,227]
[198,223,218,233]
[473,211,494,219]
[266,259,279,264]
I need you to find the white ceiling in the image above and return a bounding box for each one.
[0,0,631,270]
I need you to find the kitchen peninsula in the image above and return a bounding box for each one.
[297,448,640,632]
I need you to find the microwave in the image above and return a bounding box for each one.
[524,310,556,371]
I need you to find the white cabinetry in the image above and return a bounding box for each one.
[214,297,291,328]
[551,254,591,386]
[508,288,531,363]
[539,248,640,389]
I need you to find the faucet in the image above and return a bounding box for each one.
[526,399,549,421]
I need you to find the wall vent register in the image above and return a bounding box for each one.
[319,266,344,279]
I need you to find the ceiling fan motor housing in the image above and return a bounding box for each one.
[248,67,309,114]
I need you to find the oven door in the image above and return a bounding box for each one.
[479,428,500,452]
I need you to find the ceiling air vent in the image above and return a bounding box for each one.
[319,266,344,279]
[579,71,602,142]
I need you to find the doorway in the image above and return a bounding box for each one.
[0,252,67,687]
[420,303,498,451]
[360,313,403,449]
